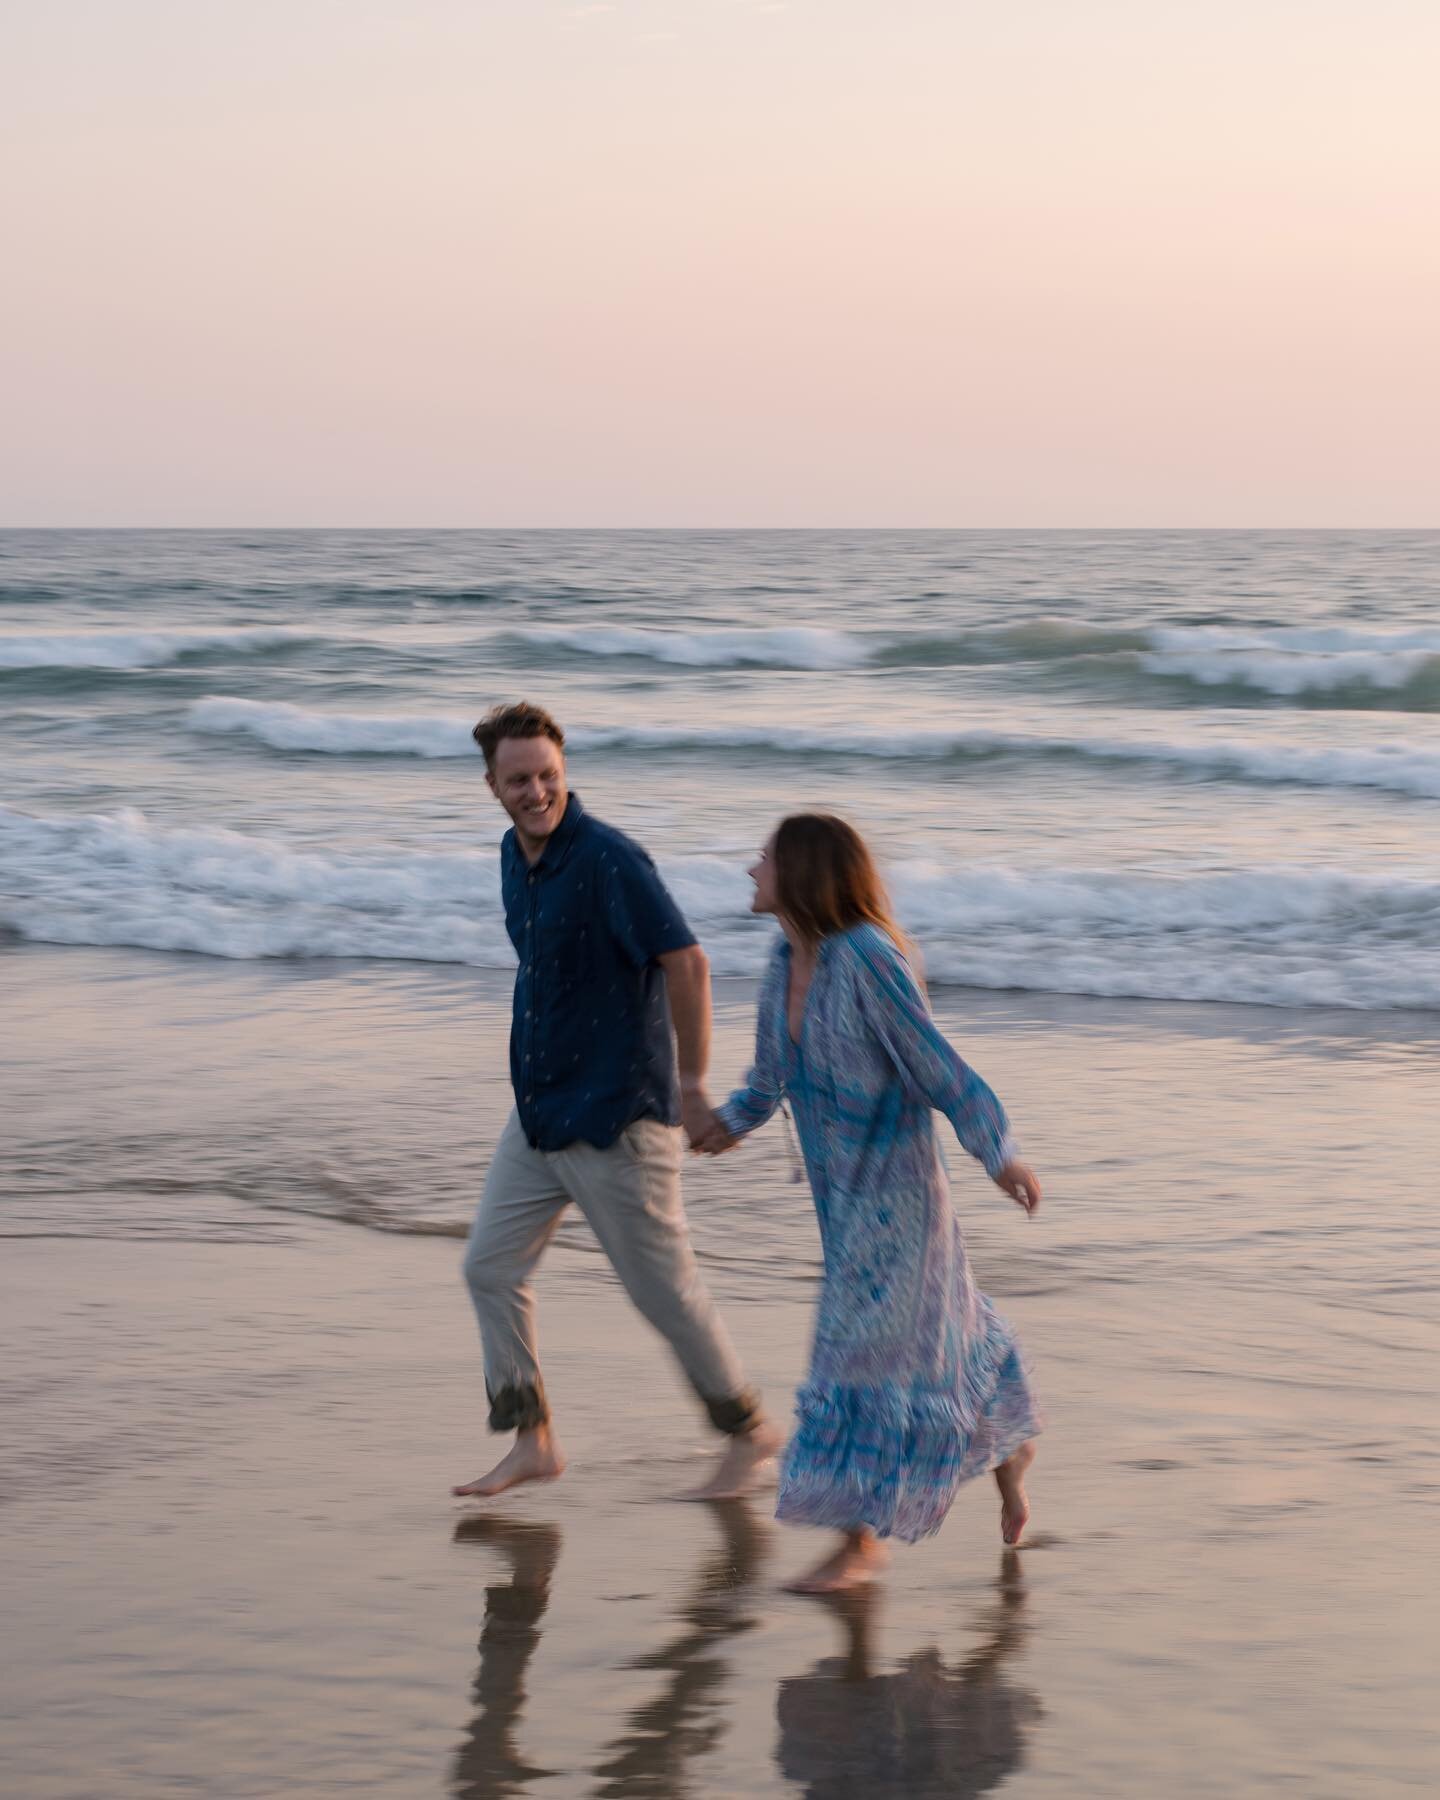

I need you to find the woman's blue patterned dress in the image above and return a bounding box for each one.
[717,922,1041,1543]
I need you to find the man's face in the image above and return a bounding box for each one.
[487,734,568,845]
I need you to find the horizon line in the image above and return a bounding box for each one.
[2,522,1437,535]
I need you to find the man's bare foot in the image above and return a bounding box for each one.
[678,1419,783,1501]
[784,1531,888,1594]
[452,1429,566,1499]
[994,1440,1036,1545]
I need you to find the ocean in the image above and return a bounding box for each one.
[4,530,1438,1797]
[4,528,1439,1006]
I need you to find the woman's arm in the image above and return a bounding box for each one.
[850,929,1018,1180]
[711,948,786,1143]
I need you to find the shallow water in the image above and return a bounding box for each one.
[7,948,1440,1325]
[3,947,1438,1794]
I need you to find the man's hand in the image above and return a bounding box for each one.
[695,1118,739,1156]
[679,1089,740,1155]
[994,1160,1042,1215]
[680,1088,721,1151]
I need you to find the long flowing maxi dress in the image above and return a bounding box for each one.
[717,922,1041,1543]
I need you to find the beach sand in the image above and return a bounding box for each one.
[3,946,1438,1796]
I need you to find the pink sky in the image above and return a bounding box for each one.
[2,1,1436,525]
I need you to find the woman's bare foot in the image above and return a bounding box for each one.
[678,1418,783,1501]
[994,1440,1036,1545]
[784,1531,888,1593]
[452,1427,566,1499]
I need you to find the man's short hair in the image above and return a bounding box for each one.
[472,701,566,770]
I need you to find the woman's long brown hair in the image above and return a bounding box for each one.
[772,813,908,952]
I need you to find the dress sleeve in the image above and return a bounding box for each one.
[850,929,1017,1179]
[715,947,786,1139]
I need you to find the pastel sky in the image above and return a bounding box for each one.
[2,1,1436,525]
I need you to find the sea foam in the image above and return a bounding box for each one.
[499,622,872,669]
[0,626,313,671]
[4,804,1438,1010]
[489,618,1440,704]
[190,696,475,758]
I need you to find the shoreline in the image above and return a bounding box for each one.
[3,939,1438,1794]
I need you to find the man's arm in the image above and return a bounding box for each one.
[658,944,717,1148]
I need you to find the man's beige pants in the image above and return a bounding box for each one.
[463,1112,757,1434]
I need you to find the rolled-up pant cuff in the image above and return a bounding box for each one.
[704,1388,761,1436]
[487,1379,550,1432]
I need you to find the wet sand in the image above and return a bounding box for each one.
[3,947,1439,1796]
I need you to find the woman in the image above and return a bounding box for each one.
[702,814,1042,1594]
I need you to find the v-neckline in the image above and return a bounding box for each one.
[785,942,820,1048]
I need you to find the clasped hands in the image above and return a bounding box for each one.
[679,1089,739,1156]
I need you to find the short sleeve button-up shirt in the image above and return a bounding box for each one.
[501,793,697,1151]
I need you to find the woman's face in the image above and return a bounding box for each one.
[748,834,780,916]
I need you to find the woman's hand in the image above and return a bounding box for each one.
[994,1160,1041,1215]
[694,1118,739,1156]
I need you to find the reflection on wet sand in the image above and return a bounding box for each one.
[449,1515,1039,1800]
[775,1551,1042,1800]
[592,1499,771,1798]
[451,1516,563,1798]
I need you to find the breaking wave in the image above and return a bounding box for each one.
[0,626,317,672]
[4,804,1439,1010]
[186,697,1440,800]
[493,619,1440,707]
[10,617,1439,710]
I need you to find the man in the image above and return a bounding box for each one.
[454,701,780,1501]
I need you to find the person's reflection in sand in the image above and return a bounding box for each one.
[592,1498,771,1799]
[776,1550,1043,1800]
[451,1516,562,1798]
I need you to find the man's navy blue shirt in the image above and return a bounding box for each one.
[501,793,697,1151]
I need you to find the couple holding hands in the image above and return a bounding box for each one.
[455,702,1041,1594]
